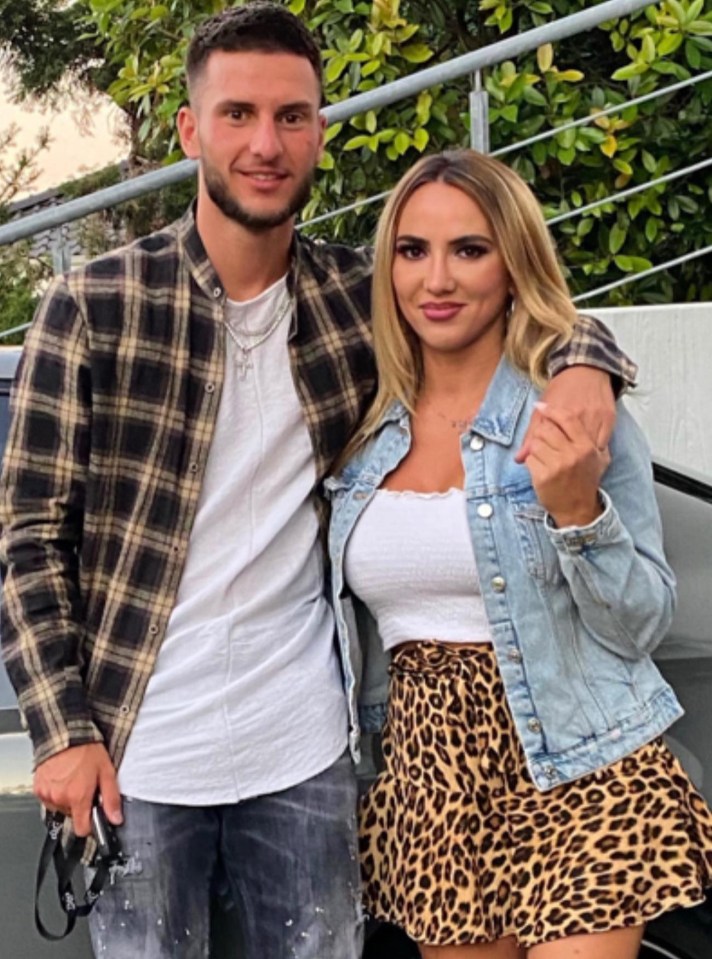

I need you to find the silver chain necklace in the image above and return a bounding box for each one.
[225,288,292,378]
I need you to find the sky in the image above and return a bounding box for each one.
[1,69,127,199]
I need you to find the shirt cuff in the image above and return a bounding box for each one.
[544,490,615,552]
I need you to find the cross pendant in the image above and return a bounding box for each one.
[237,350,253,378]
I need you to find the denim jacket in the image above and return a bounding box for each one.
[325,357,680,791]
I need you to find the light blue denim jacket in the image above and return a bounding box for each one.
[325,357,680,791]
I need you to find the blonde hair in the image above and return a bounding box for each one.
[348,149,577,457]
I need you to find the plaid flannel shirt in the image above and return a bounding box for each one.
[0,206,637,771]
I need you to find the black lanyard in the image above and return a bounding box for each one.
[34,807,124,941]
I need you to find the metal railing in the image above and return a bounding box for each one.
[0,0,709,340]
[0,0,654,248]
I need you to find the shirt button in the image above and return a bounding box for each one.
[188,462,200,473]
[528,717,542,733]
[148,624,159,636]
[477,503,493,518]
[469,435,484,451]
[119,704,130,716]
[205,383,215,393]
[213,287,222,298]
[507,649,523,663]
[491,575,506,592]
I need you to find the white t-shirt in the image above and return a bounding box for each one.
[119,275,348,804]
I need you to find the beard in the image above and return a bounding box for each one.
[202,160,314,232]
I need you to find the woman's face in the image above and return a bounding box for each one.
[391,180,512,362]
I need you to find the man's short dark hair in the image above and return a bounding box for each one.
[186,2,323,98]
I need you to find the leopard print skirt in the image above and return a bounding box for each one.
[359,641,712,948]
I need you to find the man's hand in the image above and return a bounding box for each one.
[515,365,616,464]
[524,404,610,529]
[33,743,122,838]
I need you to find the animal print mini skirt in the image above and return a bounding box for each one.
[359,642,712,948]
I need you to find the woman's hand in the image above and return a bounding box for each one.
[516,365,616,464]
[524,402,610,528]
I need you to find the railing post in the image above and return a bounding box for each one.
[469,70,490,153]
[50,228,72,275]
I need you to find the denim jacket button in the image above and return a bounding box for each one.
[491,575,506,592]
[469,435,484,451]
[477,503,493,518]
[507,649,523,663]
[527,717,542,733]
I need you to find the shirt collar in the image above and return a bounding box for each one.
[175,204,307,333]
[376,356,532,446]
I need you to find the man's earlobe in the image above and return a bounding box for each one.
[177,106,200,159]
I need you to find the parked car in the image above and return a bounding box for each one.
[1,345,710,958]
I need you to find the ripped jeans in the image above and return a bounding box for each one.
[87,751,363,958]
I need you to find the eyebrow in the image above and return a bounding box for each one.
[395,233,494,245]
[215,99,316,114]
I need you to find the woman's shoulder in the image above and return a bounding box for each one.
[325,401,408,493]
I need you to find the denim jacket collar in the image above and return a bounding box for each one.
[379,356,532,447]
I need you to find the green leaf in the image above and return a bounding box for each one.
[416,91,432,125]
[666,0,687,28]
[323,122,343,146]
[343,135,370,150]
[641,150,657,174]
[400,43,432,64]
[365,110,377,134]
[522,86,547,107]
[361,60,381,78]
[614,255,652,272]
[611,61,648,80]
[613,158,633,176]
[556,69,584,82]
[537,43,553,72]
[645,217,659,243]
[413,127,429,152]
[325,55,348,83]
[627,194,646,218]
[687,0,705,24]
[394,131,410,154]
[609,222,627,254]
[641,33,656,63]
[556,127,576,150]
[685,39,703,67]
[318,152,335,170]
[688,20,712,35]
[657,31,683,56]
[532,141,548,166]
[501,104,518,123]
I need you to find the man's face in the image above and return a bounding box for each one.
[178,50,325,232]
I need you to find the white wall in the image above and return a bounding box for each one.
[590,303,712,483]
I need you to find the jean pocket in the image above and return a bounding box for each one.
[512,501,563,586]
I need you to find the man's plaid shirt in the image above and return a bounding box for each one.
[0,206,636,770]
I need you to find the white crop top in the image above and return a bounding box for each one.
[343,488,492,650]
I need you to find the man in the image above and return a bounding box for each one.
[0,4,635,958]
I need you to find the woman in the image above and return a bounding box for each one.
[326,149,712,958]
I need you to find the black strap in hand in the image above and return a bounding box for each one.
[34,809,115,941]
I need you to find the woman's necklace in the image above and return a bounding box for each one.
[422,398,481,432]
[225,288,292,378]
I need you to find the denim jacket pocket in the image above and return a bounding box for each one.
[512,501,564,586]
